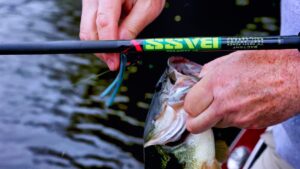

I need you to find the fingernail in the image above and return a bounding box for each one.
[186,116,194,132]
[107,59,115,71]
[199,71,206,78]
[199,67,209,78]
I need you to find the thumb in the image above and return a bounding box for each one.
[186,102,221,134]
[119,0,165,39]
[184,74,214,117]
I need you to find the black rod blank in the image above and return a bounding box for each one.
[0,35,299,55]
[0,40,132,54]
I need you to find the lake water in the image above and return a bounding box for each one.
[0,0,279,169]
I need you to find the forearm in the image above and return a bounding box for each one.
[283,49,300,115]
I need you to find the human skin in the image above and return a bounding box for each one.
[79,0,166,71]
[184,49,300,133]
[79,1,300,134]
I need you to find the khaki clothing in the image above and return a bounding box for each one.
[251,131,294,169]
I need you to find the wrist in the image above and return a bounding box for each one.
[283,49,300,114]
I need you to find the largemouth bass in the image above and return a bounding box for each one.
[144,57,220,169]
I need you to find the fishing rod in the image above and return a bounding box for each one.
[0,34,298,106]
[0,35,299,55]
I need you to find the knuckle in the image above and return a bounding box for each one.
[79,32,89,40]
[214,108,224,119]
[233,118,249,128]
[96,12,110,28]
[215,110,224,118]
[211,101,222,118]
[233,119,243,127]
[186,121,197,134]
[224,103,239,116]
[213,87,224,100]
[213,93,235,116]
[184,102,196,116]
[215,121,229,128]
[124,26,138,38]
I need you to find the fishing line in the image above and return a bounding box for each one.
[72,70,110,87]
[100,53,127,106]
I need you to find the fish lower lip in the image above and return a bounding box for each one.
[165,130,189,147]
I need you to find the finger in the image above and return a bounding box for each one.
[80,0,99,40]
[122,0,136,17]
[186,102,222,134]
[95,53,120,71]
[97,0,123,71]
[214,118,230,128]
[184,74,214,117]
[80,0,118,70]
[119,0,165,40]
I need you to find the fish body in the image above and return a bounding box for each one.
[144,57,219,169]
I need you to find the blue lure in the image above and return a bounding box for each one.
[100,53,127,106]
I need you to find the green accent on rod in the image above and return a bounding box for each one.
[142,37,222,52]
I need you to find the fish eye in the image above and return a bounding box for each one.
[169,73,176,84]
[170,77,176,85]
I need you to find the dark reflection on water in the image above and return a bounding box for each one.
[0,0,279,169]
[0,0,144,168]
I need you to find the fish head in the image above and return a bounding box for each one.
[144,57,220,169]
[144,57,202,147]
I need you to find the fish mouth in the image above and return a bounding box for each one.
[168,57,202,78]
[164,130,190,147]
[144,106,188,148]
[144,57,202,148]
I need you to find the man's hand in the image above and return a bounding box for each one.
[184,50,300,133]
[80,0,165,71]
